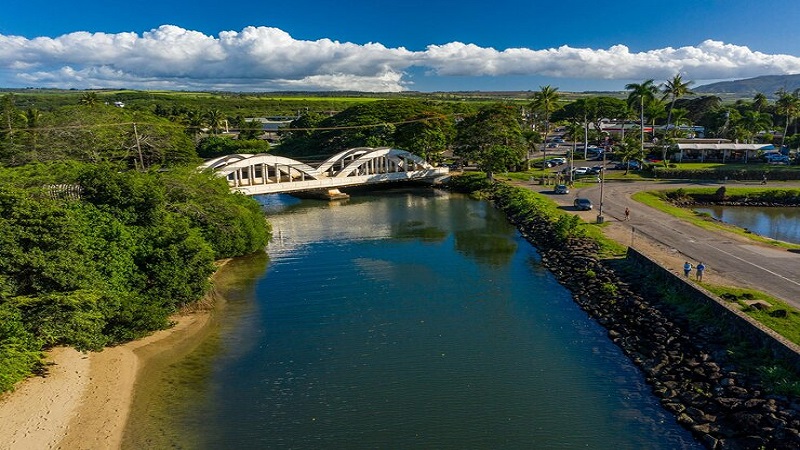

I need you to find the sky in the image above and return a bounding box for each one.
[1,0,800,93]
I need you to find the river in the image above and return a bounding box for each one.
[695,205,800,244]
[123,187,700,449]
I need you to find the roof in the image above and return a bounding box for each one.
[675,143,774,150]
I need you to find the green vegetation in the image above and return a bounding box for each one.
[279,99,460,161]
[701,284,800,346]
[0,161,270,392]
[0,94,269,394]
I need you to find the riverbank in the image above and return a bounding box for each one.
[0,310,212,450]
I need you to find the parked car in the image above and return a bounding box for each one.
[554,184,569,194]
[612,161,641,170]
[547,142,558,148]
[549,157,567,165]
[573,167,590,175]
[589,165,604,174]
[765,153,790,163]
[573,198,593,210]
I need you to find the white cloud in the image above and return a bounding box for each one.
[1,25,800,91]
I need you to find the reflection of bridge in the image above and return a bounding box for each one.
[201,147,449,196]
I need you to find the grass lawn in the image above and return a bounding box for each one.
[701,284,800,346]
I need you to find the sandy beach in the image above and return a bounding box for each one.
[0,311,212,450]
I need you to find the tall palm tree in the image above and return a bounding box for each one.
[661,74,694,136]
[737,110,772,143]
[19,108,43,153]
[625,79,658,160]
[531,85,561,162]
[775,89,800,148]
[752,92,769,112]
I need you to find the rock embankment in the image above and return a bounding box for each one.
[490,185,800,450]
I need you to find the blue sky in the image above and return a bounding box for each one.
[1,0,799,92]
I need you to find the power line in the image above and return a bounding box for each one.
[3,114,451,134]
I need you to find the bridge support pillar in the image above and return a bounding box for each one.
[294,188,350,201]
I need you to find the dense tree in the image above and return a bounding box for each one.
[0,105,198,168]
[0,161,270,390]
[454,104,527,179]
[278,100,454,159]
[196,135,270,159]
[775,89,800,148]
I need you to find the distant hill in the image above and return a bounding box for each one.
[695,74,800,97]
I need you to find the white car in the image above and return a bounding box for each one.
[573,167,590,175]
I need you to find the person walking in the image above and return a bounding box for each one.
[683,261,693,277]
[624,207,630,221]
[696,262,706,281]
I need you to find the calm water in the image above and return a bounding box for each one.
[695,205,800,244]
[124,188,699,449]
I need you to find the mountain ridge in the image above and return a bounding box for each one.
[695,74,800,96]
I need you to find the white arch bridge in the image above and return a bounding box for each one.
[200,147,450,197]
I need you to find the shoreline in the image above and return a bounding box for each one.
[0,305,214,450]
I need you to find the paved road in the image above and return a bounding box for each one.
[560,180,800,310]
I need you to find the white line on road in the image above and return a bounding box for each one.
[700,241,800,288]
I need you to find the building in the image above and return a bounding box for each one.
[672,140,774,163]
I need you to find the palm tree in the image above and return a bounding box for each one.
[737,110,772,143]
[19,108,43,153]
[563,122,585,183]
[183,110,206,140]
[752,92,769,112]
[625,79,658,160]
[79,91,99,106]
[661,74,694,136]
[531,85,561,162]
[204,109,225,135]
[775,89,800,148]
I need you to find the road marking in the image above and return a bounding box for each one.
[701,241,800,287]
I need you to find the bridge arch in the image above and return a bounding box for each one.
[202,147,447,195]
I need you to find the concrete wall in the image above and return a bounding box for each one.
[626,247,800,370]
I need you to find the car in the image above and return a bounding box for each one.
[574,198,593,210]
[589,165,604,174]
[613,161,641,170]
[554,184,569,194]
[573,167,590,175]
[547,142,558,148]
[765,153,790,163]
[549,157,567,165]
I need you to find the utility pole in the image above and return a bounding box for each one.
[597,144,607,224]
[133,122,145,170]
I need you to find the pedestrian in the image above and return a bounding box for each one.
[696,262,705,281]
[762,174,768,185]
[624,207,630,221]
[683,261,693,277]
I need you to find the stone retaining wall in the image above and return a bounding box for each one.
[627,247,800,371]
